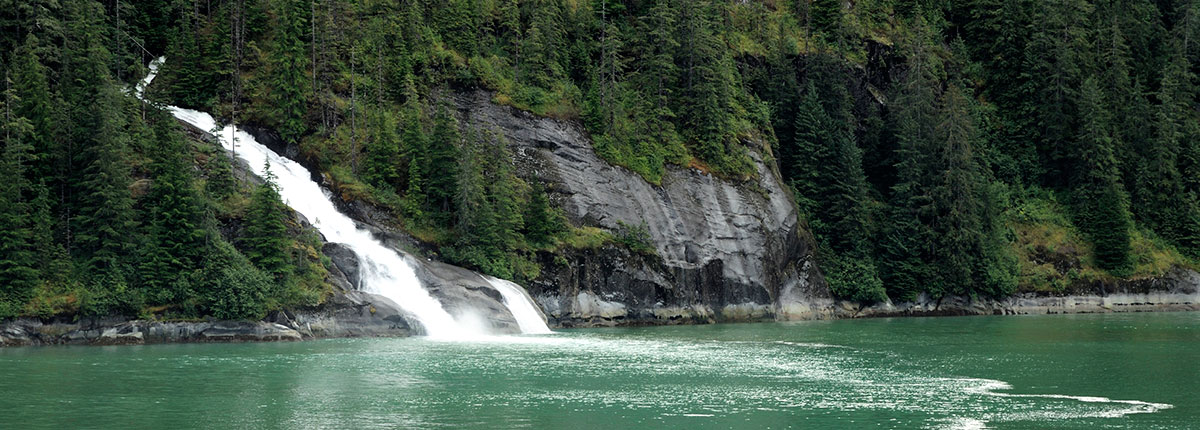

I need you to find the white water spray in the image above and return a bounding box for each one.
[139,58,549,338]
[486,276,553,334]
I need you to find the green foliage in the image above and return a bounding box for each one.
[140,115,210,304]
[74,85,139,277]
[264,0,310,144]
[524,182,565,249]
[1069,78,1133,275]
[8,0,1200,322]
[363,108,402,189]
[426,104,461,226]
[243,163,293,279]
[614,221,655,256]
[0,75,38,318]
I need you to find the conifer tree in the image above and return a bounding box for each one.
[74,85,138,277]
[426,104,461,225]
[0,75,39,318]
[676,1,734,170]
[879,43,942,301]
[267,0,311,144]
[401,93,428,220]
[454,128,505,276]
[1068,78,1134,274]
[1133,46,1200,254]
[244,163,293,279]
[481,130,524,250]
[11,35,53,181]
[811,0,842,35]
[523,0,566,88]
[789,79,884,303]
[140,115,209,304]
[930,85,988,296]
[363,108,401,189]
[524,181,562,248]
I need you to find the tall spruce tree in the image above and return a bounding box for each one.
[879,42,942,301]
[74,85,138,277]
[791,81,885,303]
[676,1,735,170]
[267,0,311,145]
[1134,45,1200,254]
[0,75,39,318]
[140,114,209,304]
[363,108,401,189]
[1071,78,1133,274]
[426,104,461,225]
[244,163,293,279]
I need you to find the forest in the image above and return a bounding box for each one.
[1,0,1199,321]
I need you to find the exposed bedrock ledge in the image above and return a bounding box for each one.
[844,267,1200,318]
[452,90,831,326]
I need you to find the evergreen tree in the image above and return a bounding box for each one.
[811,0,842,35]
[931,85,988,297]
[11,34,54,182]
[0,75,39,318]
[453,127,506,276]
[200,240,271,320]
[426,104,461,225]
[524,181,563,248]
[791,81,885,303]
[1070,78,1133,274]
[523,0,566,88]
[73,85,138,277]
[140,115,209,304]
[481,130,524,250]
[676,1,735,170]
[879,43,942,301]
[789,82,831,217]
[1133,46,1200,254]
[363,108,401,189]
[267,0,311,144]
[244,162,293,279]
[401,92,428,220]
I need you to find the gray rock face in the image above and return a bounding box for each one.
[453,91,831,326]
[408,257,522,334]
[0,318,304,347]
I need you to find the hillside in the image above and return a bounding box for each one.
[1,0,1199,324]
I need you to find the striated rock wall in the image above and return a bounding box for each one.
[453,91,833,326]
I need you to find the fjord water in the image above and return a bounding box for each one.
[136,59,549,338]
[2,313,1195,429]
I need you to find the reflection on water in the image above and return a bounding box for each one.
[1,312,1196,429]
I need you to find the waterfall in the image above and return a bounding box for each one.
[139,58,549,338]
[485,276,553,334]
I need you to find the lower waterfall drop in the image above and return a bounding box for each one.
[138,57,549,339]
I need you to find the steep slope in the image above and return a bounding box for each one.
[453,91,834,326]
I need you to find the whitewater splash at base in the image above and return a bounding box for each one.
[137,58,549,339]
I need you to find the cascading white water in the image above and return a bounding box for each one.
[138,57,549,338]
[485,276,553,334]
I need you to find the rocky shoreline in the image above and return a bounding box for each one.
[5,277,1196,347]
[0,291,416,347]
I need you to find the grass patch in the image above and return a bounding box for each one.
[559,226,612,250]
[1007,188,1194,293]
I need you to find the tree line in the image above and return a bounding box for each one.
[3,0,1200,319]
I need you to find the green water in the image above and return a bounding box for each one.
[1,313,1196,429]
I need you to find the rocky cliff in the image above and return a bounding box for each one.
[452,91,835,326]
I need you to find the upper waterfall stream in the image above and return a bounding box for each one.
[138,58,550,338]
